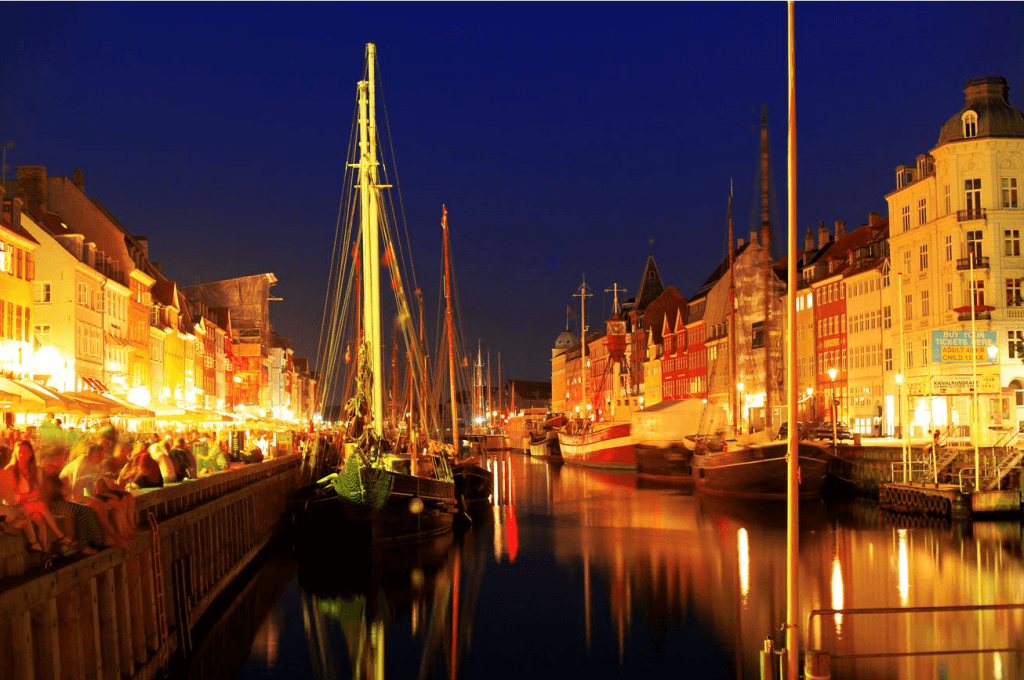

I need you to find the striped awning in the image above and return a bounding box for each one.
[81,377,110,393]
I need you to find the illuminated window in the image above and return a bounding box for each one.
[903,249,912,273]
[885,347,893,371]
[919,244,928,270]
[1004,178,1019,209]
[1010,332,1024,361]
[904,294,913,321]
[33,282,51,303]
[962,111,978,138]
[921,338,929,365]
[1006,230,1021,256]
[1008,279,1023,307]
[965,179,982,214]
[918,198,927,225]
[921,290,930,317]
[883,305,892,329]
[901,205,910,232]
[945,235,953,261]
[947,283,954,311]
[944,184,951,215]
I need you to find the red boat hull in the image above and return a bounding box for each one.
[558,422,637,470]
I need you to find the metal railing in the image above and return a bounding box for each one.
[955,255,989,270]
[957,208,987,222]
[889,462,931,483]
[957,309,992,321]
[808,603,1024,660]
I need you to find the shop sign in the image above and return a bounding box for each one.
[931,330,998,364]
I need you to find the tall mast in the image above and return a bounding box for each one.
[416,287,428,438]
[498,351,503,419]
[358,42,384,437]
[486,350,492,428]
[442,206,459,456]
[574,276,592,416]
[728,180,738,434]
[760,104,774,438]
[475,341,482,429]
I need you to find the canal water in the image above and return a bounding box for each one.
[183,454,1024,680]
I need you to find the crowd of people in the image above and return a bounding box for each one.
[0,417,314,558]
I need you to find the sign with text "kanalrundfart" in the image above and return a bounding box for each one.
[931,330,998,364]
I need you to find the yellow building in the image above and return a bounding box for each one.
[885,76,1024,442]
[0,195,39,379]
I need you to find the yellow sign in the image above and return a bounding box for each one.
[939,346,992,363]
[904,374,1000,395]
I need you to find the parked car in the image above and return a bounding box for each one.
[813,421,853,442]
[778,421,804,439]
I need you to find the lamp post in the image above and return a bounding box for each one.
[806,386,814,427]
[828,367,838,449]
[895,372,907,482]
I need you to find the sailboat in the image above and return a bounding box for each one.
[557,276,638,470]
[439,206,494,507]
[305,43,457,543]
[690,107,829,500]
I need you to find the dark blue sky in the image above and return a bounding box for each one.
[2,3,1022,382]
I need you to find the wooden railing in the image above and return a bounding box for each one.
[0,454,301,680]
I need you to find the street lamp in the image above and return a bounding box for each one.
[828,367,838,449]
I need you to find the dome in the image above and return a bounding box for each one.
[937,76,1024,146]
[554,329,576,350]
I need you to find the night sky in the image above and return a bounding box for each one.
[2,3,1022,383]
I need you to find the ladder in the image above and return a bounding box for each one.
[147,511,170,676]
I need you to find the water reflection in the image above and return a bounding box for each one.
[231,455,1023,680]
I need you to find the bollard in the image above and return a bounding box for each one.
[805,650,831,680]
[759,636,774,680]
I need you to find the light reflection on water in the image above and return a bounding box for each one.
[230,453,1024,680]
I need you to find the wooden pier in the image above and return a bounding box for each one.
[0,454,301,680]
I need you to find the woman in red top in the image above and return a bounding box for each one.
[9,440,72,551]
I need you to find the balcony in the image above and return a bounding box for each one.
[956,305,993,322]
[957,208,987,222]
[956,255,990,271]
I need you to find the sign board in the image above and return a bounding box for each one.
[931,330,998,364]
[905,373,1000,395]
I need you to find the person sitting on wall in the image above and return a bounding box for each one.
[0,446,46,552]
[148,442,179,484]
[59,443,135,549]
[9,440,75,553]
[118,443,163,490]
[169,438,198,480]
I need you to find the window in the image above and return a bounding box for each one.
[922,338,929,365]
[901,205,911,232]
[921,290,930,317]
[33,325,50,351]
[33,282,51,303]
[15,249,23,279]
[904,294,913,321]
[1008,279,1023,307]
[973,279,986,307]
[903,249,912,274]
[965,179,982,214]
[883,305,892,329]
[968,230,984,260]
[918,198,927,225]
[885,347,893,372]
[1004,178,1019,209]
[1010,331,1024,360]
[945,184,951,215]
[947,283,955,311]
[945,235,953,261]
[1006,230,1021,256]
[1012,378,1024,407]
[963,111,978,138]
[77,282,88,306]
[919,244,929,270]
[907,341,914,368]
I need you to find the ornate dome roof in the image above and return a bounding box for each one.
[937,76,1024,146]
[554,329,576,349]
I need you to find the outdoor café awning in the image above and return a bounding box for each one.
[67,391,154,418]
[9,379,99,415]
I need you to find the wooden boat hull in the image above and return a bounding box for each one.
[484,433,510,452]
[528,431,561,458]
[558,422,636,470]
[691,441,829,500]
[636,443,693,484]
[301,469,457,545]
[452,461,494,505]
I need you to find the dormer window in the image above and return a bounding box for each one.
[962,111,978,138]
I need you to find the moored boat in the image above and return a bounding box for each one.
[690,439,830,500]
[558,419,637,470]
[452,456,494,505]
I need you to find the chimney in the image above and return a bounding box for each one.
[835,220,846,239]
[16,166,47,210]
[805,226,814,251]
[750,230,759,246]
[818,220,830,249]
[868,211,880,227]
[737,238,745,248]
[72,168,85,191]
[136,235,149,259]
[11,198,22,232]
